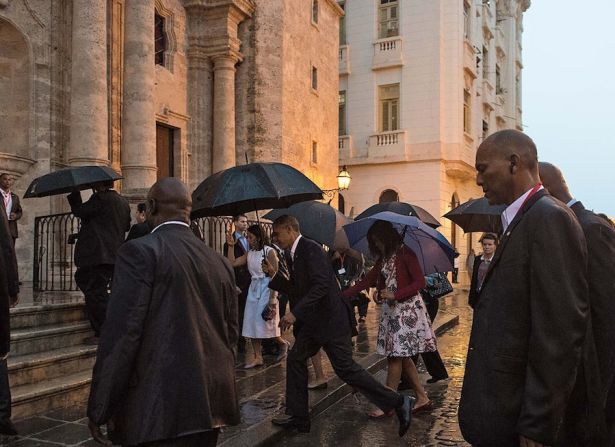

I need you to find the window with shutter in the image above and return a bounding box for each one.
[379,0,399,38]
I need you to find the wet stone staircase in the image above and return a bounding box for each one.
[8,302,96,420]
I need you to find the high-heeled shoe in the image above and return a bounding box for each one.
[368,408,394,419]
[411,400,433,414]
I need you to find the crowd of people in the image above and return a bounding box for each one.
[0,129,613,446]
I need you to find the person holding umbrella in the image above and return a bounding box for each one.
[226,224,290,368]
[68,180,131,343]
[342,220,436,417]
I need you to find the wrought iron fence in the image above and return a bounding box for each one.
[33,213,273,292]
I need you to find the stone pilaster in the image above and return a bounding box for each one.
[120,0,157,197]
[68,0,109,166]
[212,54,239,173]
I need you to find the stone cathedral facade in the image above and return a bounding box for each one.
[0,0,343,282]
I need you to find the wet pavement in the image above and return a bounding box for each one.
[276,292,473,447]
[0,291,469,446]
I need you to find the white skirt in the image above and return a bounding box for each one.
[242,276,280,339]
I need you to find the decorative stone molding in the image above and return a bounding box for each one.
[0,0,9,8]
[445,160,475,181]
[0,153,36,176]
[155,0,177,72]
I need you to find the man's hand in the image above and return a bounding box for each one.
[520,435,546,447]
[279,312,296,331]
[225,227,236,246]
[88,419,112,446]
[9,213,16,220]
[9,295,19,308]
[380,290,394,300]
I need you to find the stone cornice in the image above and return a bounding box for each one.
[183,0,255,18]
[323,0,345,17]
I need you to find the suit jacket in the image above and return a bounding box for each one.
[125,222,152,241]
[68,190,131,267]
[556,201,615,446]
[87,224,240,445]
[268,236,354,340]
[0,209,19,357]
[2,192,22,239]
[468,254,488,308]
[458,190,589,447]
[224,233,251,294]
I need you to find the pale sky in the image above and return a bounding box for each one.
[523,1,615,216]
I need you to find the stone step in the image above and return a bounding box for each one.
[8,345,97,387]
[11,370,92,421]
[10,302,87,330]
[10,322,94,356]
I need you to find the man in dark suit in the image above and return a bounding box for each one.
[68,181,130,342]
[0,201,19,435]
[224,214,251,352]
[125,203,151,241]
[459,130,589,447]
[467,233,498,309]
[87,178,239,447]
[262,215,414,437]
[540,161,615,446]
[0,173,23,247]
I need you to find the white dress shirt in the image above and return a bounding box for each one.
[1,189,12,218]
[566,198,578,208]
[290,234,302,261]
[501,185,544,232]
[151,221,190,233]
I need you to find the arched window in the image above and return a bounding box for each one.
[379,189,399,203]
[155,11,166,66]
[338,194,346,215]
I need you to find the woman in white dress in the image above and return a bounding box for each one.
[226,224,290,368]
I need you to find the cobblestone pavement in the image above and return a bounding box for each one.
[278,292,473,447]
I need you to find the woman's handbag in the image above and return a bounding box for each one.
[261,302,277,321]
[422,273,454,300]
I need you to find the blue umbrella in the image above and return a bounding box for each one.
[342,211,455,275]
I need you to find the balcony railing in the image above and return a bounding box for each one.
[33,213,272,293]
[368,130,407,159]
[372,37,403,70]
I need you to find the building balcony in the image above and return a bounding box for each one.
[463,41,477,79]
[339,45,350,75]
[372,37,403,71]
[367,130,407,160]
[338,135,351,159]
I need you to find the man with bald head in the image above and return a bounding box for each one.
[540,161,615,446]
[87,178,240,447]
[459,130,589,447]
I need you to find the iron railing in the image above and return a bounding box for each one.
[33,213,273,292]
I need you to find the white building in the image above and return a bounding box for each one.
[338,0,530,280]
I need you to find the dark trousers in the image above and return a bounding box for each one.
[452,268,459,283]
[0,358,11,423]
[128,430,219,447]
[286,330,402,420]
[278,294,289,318]
[410,298,448,380]
[350,293,370,318]
[75,264,114,337]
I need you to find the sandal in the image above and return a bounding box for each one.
[411,400,433,414]
[368,409,394,419]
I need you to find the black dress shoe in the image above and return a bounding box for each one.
[395,395,415,437]
[0,418,17,435]
[271,415,310,433]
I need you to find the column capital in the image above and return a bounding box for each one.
[184,0,255,19]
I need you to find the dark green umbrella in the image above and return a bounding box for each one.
[24,166,123,198]
[263,201,352,248]
[355,201,441,228]
[191,162,323,218]
[443,197,505,233]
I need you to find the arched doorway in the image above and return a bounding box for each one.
[338,193,346,215]
[379,189,399,203]
[0,18,30,169]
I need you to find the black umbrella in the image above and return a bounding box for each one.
[443,197,506,233]
[355,202,441,228]
[191,162,323,218]
[24,166,123,198]
[263,201,352,248]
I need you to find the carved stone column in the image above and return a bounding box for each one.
[121,0,157,196]
[69,0,109,166]
[212,54,239,173]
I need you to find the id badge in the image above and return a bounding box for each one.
[338,268,346,275]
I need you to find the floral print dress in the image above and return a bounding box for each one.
[377,254,438,357]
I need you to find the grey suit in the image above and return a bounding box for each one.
[459,191,589,446]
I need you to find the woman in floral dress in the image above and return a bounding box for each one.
[343,220,436,417]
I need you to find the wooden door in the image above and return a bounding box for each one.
[156,124,174,179]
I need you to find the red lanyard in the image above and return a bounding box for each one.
[520,183,542,210]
